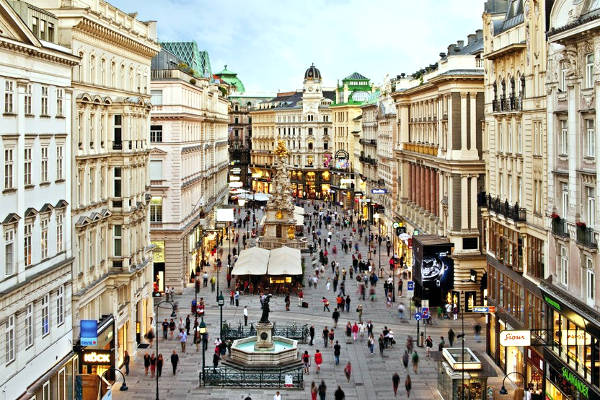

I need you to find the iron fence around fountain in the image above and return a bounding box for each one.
[221,321,309,343]
[200,366,304,389]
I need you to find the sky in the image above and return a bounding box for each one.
[112,0,485,94]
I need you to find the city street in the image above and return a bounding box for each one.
[113,201,509,400]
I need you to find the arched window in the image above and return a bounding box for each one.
[78,51,84,82]
[308,142,313,150]
[101,58,106,86]
[129,66,134,91]
[111,61,116,87]
[120,64,125,89]
[520,76,525,98]
[90,54,96,84]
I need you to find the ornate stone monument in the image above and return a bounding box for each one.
[259,140,306,250]
[255,294,274,351]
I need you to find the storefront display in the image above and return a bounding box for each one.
[78,315,115,379]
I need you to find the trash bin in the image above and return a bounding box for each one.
[419,332,424,347]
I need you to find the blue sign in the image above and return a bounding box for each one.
[407,281,414,291]
[371,188,387,194]
[472,306,495,313]
[422,307,429,317]
[80,320,98,346]
[414,312,422,321]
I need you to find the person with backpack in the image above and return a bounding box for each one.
[425,335,433,358]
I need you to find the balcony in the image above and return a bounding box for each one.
[359,155,377,166]
[359,138,377,146]
[112,141,123,150]
[551,217,569,238]
[403,142,437,156]
[486,195,526,222]
[576,224,597,249]
[492,96,522,113]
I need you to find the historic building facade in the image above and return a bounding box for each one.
[543,1,600,398]
[250,65,334,199]
[42,0,160,377]
[482,0,550,387]
[375,87,397,235]
[392,31,486,309]
[149,48,229,293]
[0,1,79,397]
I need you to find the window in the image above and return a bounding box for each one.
[100,59,106,86]
[499,121,504,152]
[56,285,64,326]
[41,294,49,336]
[41,146,48,182]
[113,115,122,147]
[517,121,522,154]
[4,81,14,113]
[560,62,567,92]
[24,84,32,115]
[150,90,162,105]
[41,218,48,260]
[149,160,163,180]
[507,120,513,153]
[4,229,14,276]
[308,128,313,135]
[560,245,568,285]
[5,314,14,364]
[32,17,38,36]
[533,121,539,155]
[89,168,95,203]
[586,53,594,88]
[499,173,504,199]
[24,222,32,266]
[585,119,595,157]
[25,304,33,348]
[4,148,13,189]
[114,225,122,257]
[324,142,329,150]
[56,145,63,180]
[150,197,163,222]
[517,177,522,205]
[150,125,162,142]
[508,174,513,203]
[42,382,50,400]
[56,213,63,253]
[559,120,568,155]
[41,86,48,115]
[308,142,313,150]
[534,179,542,214]
[24,147,32,186]
[56,88,63,116]
[113,167,121,197]
[90,55,95,84]
[562,183,569,217]
[47,22,54,42]
[587,187,596,227]
[39,19,46,41]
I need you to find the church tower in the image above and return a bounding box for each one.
[302,64,323,114]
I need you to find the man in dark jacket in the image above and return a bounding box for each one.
[334,385,345,400]
[171,350,179,375]
[309,325,315,346]
[318,381,327,400]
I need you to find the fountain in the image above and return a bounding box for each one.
[228,295,300,367]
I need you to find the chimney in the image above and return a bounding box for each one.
[457,40,464,49]
[467,34,476,45]
[476,29,483,40]
[448,44,456,54]
[439,52,446,58]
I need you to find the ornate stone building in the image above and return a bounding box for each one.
[41,0,160,375]
[0,1,79,397]
[544,1,600,397]
[250,65,334,199]
[149,48,229,293]
[392,31,486,309]
[482,0,549,385]
[375,86,397,235]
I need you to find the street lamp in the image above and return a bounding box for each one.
[217,292,225,339]
[499,371,527,395]
[199,318,207,386]
[154,299,177,400]
[101,367,128,391]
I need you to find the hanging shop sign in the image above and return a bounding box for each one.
[80,320,98,346]
[371,188,387,194]
[82,350,112,365]
[499,330,531,347]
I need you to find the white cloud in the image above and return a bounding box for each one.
[112,0,484,92]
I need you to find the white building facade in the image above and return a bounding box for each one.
[0,1,79,398]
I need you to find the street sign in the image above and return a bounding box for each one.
[422,307,429,317]
[407,281,414,291]
[472,306,496,313]
[371,188,387,194]
[414,312,422,321]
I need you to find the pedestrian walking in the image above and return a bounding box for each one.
[303,351,311,374]
[322,326,328,347]
[345,295,351,312]
[285,294,290,311]
[405,374,412,398]
[171,350,179,375]
[368,335,375,354]
[425,335,433,358]
[150,353,156,377]
[314,350,323,374]
[332,308,340,328]
[357,303,363,323]
[352,322,359,341]
[143,352,150,375]
[273,391,281,400]
[162,319,169,339]
[474,323,482,342]
[392,372,400,397]
[379,334,385,356]
[156,353,163,377]
[123,350,130,375]
[438,336,445,351]
[448,328,455,347]
[344,361,352,382]
[311,381,318,400]
[244,306,248,326]
[333,341,341,365]
[179,329,187,353]
[328,328,335,346]
[213,352,220,372]
[334,385,345,400]
[412,350,419,373]
[318,380,327,400]
[309,325,315,346]
[169,318,175,339]
[185,315,191,336]
[322,297,331,312]
[402,350,409,369]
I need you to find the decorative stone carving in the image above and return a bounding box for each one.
[582,93,595,110]
[563,49,578,77]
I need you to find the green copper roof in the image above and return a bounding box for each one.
[160,41,212,79]
[214,65,245,94]
[344,72,369,81]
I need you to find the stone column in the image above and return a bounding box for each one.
[447,175,453,231]
[447,95,453,150]
[470,92,477,151]
[461,176,469,230]
[567,83,577,216]
[461,92,468,152]
[435,171,439,217]
[425,167,430,213]
[471,176,478,229]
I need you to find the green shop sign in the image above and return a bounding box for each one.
[544,295,561,311]
[562,367,589,399]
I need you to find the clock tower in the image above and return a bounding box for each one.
[303,63,323,114]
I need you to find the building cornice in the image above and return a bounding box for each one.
[0,37,79,66]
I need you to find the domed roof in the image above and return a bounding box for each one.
[304,64,321,80]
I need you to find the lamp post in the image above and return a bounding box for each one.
[199,317,207,386]
[218,292,225,339]
[499,371,527,395]
[154,299,177,400]
[237,198,246,256]
[101,367,128,392]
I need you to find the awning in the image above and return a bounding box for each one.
[268,246,302,275]
[231,247,270,275]
[237,192,271,202]
[294,206,304,226]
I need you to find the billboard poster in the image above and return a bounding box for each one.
[335,159,349,169]
[412,236,454,306]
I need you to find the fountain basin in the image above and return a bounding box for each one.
[230,336,298,366]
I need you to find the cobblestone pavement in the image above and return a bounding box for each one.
[113,201,510,400]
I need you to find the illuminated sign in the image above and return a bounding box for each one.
[80,320,98,346]
[544,295,561,311]
[371,188,387,194]
[152,241,165,263]
[499,330,531,347]
[82,350,112,365]
[562,367,589,398]
[562,329,591,345]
